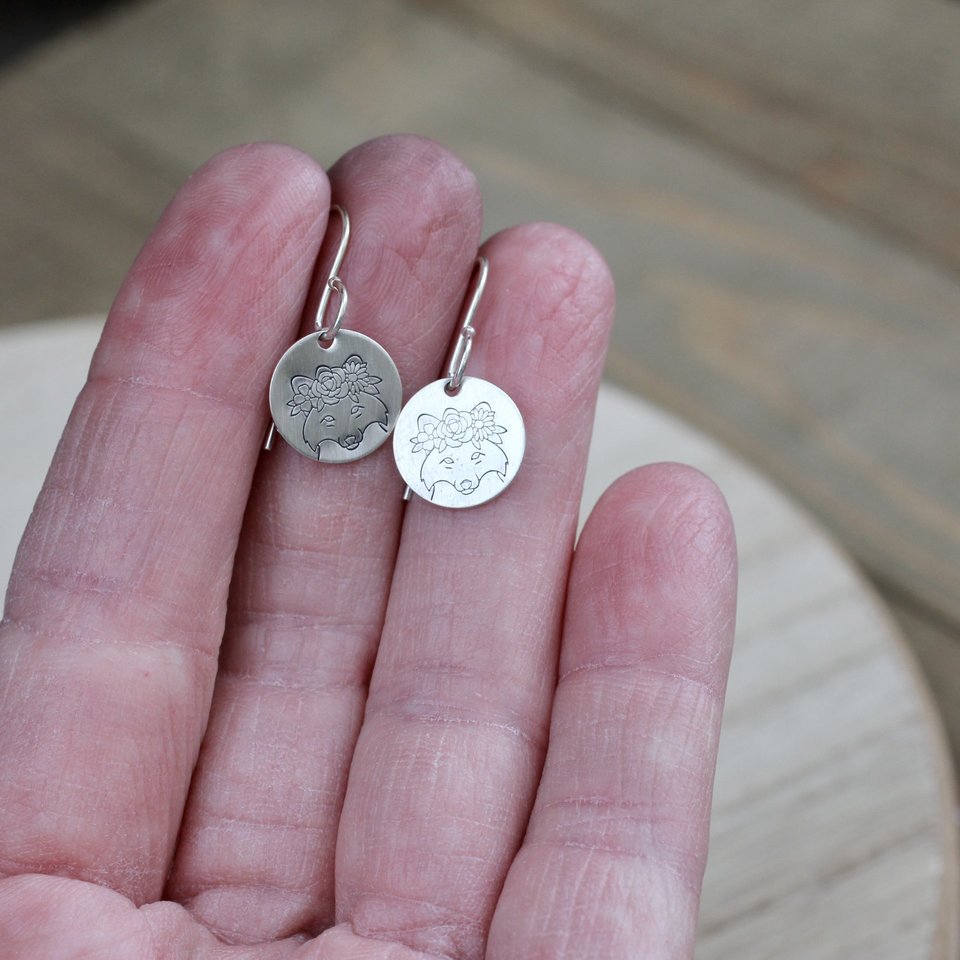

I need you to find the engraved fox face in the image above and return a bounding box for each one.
[410,401,508,499]
[287,355,387,456]
[302,390,388,452]
[420,440,508,496]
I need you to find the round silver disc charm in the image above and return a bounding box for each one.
[269,330,401,462]
[393,376,525,508]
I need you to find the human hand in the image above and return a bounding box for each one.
[0,136,737,959]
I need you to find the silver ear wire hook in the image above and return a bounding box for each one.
[446,255,488,393]
[316,206,351,342]
[401,255,494,500]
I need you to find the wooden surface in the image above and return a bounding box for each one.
[442,0,960,275]
[1,0,959,952]
[2,316,955,960]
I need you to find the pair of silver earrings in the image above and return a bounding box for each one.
[265,206,525,509]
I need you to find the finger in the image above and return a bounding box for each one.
[166,136,483,943]
[0,144,330,903]
[487,464,738,959]
[328,224,615,960]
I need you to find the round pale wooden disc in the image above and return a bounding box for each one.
[1,318,955,958]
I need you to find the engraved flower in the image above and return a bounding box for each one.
[470,401,506,446]
[286,376,322,417]
[340,356,382,398]
[411,415,441,453]
[314,365,350,404]
[438,408,475,448]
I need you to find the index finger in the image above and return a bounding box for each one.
[0,143,330,903]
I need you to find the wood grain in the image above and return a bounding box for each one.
[439,0,960,274]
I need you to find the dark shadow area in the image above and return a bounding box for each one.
[1,0,129,68]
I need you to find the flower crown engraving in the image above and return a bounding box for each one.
[287,355,388,454]
[410,401,509,498]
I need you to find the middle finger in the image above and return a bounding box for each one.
[166,135,482,944]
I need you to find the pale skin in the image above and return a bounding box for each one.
[0,136,737,959]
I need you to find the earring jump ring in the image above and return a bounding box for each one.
[318,277,347,342]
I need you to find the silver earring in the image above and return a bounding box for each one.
[265,206,402,462]
[393,256,525,508]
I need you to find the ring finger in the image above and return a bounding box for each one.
[329,223,616,960]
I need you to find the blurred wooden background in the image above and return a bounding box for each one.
[1,0,959,947]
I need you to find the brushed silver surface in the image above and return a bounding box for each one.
[269,329,401,462]
[394,376,524,507]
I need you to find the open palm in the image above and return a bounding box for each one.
[0,136,736,959]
